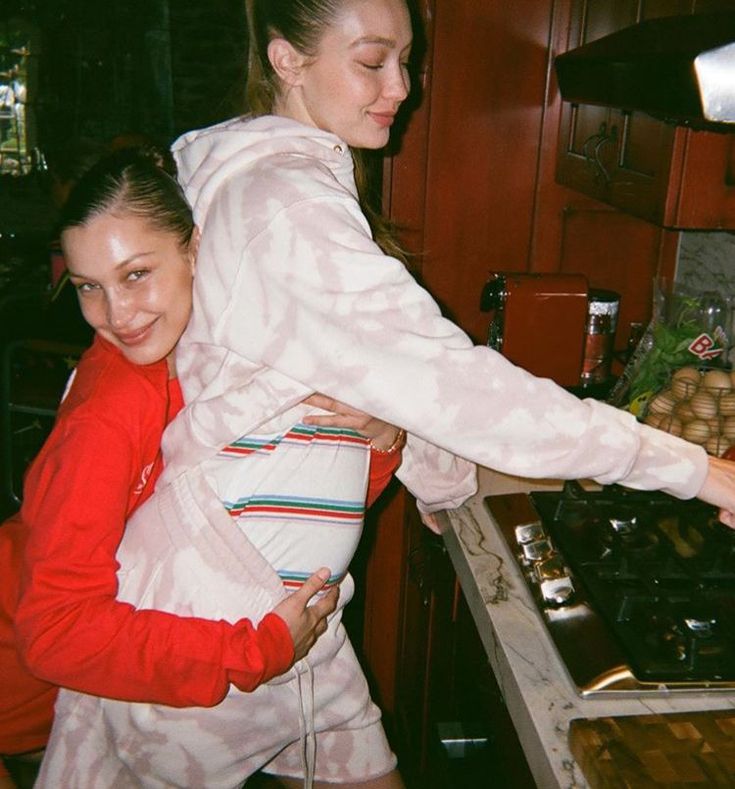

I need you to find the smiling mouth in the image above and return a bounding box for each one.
[115,321,156,346]
[370,112,396,128]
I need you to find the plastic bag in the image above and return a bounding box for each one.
[608,280,730,416]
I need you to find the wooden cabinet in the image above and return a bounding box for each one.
[393,510,452,784]
[556,0,735,228]
[386,506,534,788]
[353,484,535,788]
[384,0,682,351]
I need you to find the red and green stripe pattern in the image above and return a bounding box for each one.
[279,570,346,592]
[218,425,368,457]
[224,493,365,523]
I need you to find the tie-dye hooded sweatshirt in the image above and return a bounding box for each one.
[165,114,706,503]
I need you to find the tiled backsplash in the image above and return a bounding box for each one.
[676,231,735,360]
[677,231,735,296]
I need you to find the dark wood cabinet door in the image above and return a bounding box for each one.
[555,0,639,205]
[556,0,735,228]
[670,132,735,228]
[390,517,535,789]
[393,507,436,779]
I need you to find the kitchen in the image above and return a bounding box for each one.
[3,1,735,787]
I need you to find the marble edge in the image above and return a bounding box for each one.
[436,471,735,789]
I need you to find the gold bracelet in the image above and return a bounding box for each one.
[370,428,407,455]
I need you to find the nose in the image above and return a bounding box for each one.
[105,290,134,329]
[385,62,410,103]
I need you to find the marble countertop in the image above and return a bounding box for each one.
[436,467,735,789]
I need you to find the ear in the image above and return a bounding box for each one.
[267,37,308,87]
[187,226,201,275]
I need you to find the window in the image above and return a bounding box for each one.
[0,16,39,175]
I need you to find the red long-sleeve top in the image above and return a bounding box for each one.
[0,514,54,756]
[12,335,400,721]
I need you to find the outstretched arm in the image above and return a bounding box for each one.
[699,452,735,527]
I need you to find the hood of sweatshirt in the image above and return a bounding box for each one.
[171,115,357,226]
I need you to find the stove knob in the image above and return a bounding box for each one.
[608,515,637,535]
[539,576,575,607]
[684,618,717,638]
[521,538,554,564]
[514,520,545,545]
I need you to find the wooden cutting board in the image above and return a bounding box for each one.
[569,710,735,788]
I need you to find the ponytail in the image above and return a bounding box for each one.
[244,0,275,117]
[353,150,409,265]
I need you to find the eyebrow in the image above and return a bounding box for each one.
[352,35,411,50]
[67,251,154,278]
[114,252,154,268]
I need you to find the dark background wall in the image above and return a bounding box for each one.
[0,0,250,251]
[20,0,248,151]
[0,0,253,517]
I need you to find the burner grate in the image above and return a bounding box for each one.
[486,486,735,696]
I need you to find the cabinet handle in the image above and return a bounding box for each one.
[407,538,447,608]
[582,122,618,185]
[407,545,431,607]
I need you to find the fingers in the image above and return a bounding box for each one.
[292,567,331,605]
[303,414,358,428]
[420,512,440,532]
[302,393,335,410]
[303,393,360,416]
[719,508,735,529]
[305,588,339,649]
[311,584,340,619]
[285,580,339,663]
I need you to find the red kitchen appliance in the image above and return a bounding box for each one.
[480,272,589,387]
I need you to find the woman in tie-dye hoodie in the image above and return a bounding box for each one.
[35,1,735,788]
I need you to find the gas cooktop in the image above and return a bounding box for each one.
[486,482,735,697]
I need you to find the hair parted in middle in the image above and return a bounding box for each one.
[59,147,195,249]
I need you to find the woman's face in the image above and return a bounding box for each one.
[62,212,196,369]
[280,0,412,149]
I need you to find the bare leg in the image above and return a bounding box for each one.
[0,750,44,789]
[267,769,406,789]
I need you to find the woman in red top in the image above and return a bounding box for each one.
[1,148,403,785]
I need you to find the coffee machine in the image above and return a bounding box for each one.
[480,272,590,388]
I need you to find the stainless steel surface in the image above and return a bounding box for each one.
[696,41,735,123]
[555,13,735,129]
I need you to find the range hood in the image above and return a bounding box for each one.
[555,13,735,130]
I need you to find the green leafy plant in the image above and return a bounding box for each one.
[609,293,729,416]
[626,297,704,403]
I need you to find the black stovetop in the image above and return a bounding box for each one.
[487,482,735,696]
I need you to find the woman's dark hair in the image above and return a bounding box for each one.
[59,146,194,248]
[46,136,110,189]
[245,0,408,263]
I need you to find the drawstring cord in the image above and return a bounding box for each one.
[295,658,316,789]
